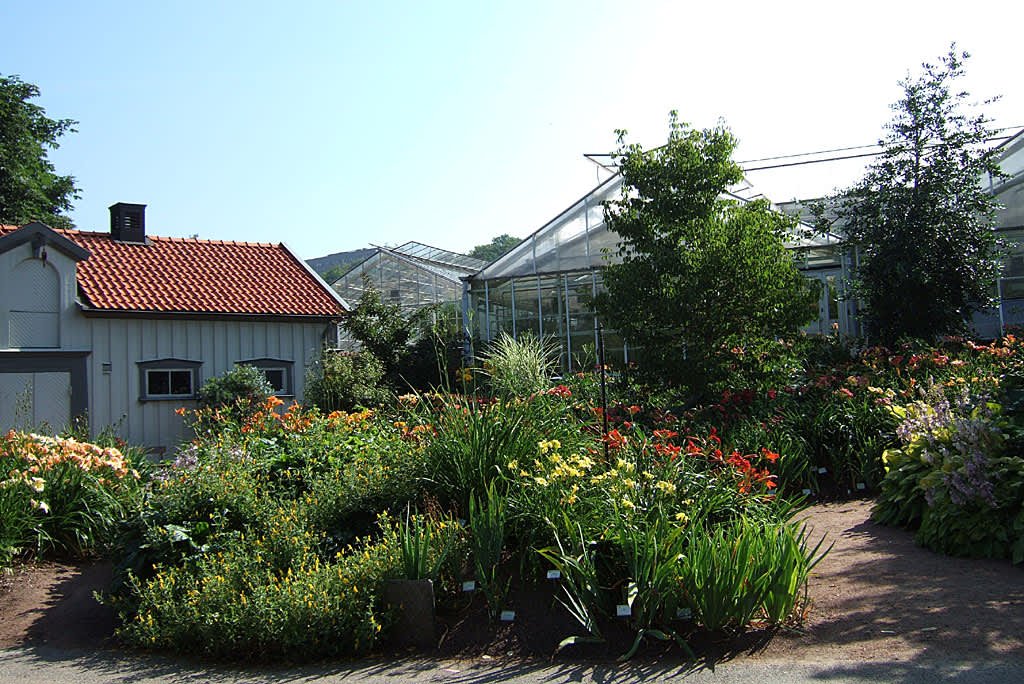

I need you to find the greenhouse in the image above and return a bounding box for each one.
[463,174,851,371]
[332,242,485,351]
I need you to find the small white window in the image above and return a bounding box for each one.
[137,359,201,402]
[238,358,294,397]
[146,369,194,397]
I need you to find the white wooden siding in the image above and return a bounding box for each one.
[87,316,331,450]
[0,371,71,431]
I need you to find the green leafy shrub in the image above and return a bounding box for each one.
[197,365,274,411]
[305,348,389,411]
[873,389,1024,563]
[116,510,398,660]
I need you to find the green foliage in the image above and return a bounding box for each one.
[105,330,1024,659]
[196,365,274,412]
[342,276,414,382]
[342,277,461,391]
[536,522,605,647]
[0,432,144,566]
[610,509,692,660]
[478,332,557,397]
[395,507,456,582]
[468,482,509,621]
[304,348,389,412]
[115,510,397,660]
[467,233,521,263]
[678,517,829,631]
[872,389,1024,563]
[595,112,817,391]
[828,48,1004,344]
[0,73,78,229]
[412,390,583,516]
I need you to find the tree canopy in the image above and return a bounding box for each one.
[0,74,78,229]
[468,233,520,263]
[829,48,1004,344]
[594,113,818,389]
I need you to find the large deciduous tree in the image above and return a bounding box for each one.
[468,233,520,263]
[832,48,1004,344]
[594,113,817,389]
[0,73,78,229]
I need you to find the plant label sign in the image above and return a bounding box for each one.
[462,580,476,592]
[676,608,692,620]
[818,467,828,474]
[802,489,812,496]
[500,610,516,622]
[857,482,867,490]
[546,570,561,580]
[616,604,631,617]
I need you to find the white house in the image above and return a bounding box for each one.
[0,203,346,452]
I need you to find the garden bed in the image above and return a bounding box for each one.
[4,500,1021,663]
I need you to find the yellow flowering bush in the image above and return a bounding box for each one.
[117,508,399,660]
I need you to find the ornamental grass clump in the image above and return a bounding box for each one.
[395,506,456,583]
[478,331,558,398]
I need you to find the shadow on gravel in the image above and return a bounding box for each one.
[786,510,1024,661]
[21,562,117,649]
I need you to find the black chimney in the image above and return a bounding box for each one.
[109,203,147,243]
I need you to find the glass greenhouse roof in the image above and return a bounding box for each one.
[389,241,486,272]
[331,242,482,315]
[469,173,826,282]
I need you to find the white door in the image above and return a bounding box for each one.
[800,270,844,336]
[0,371,71,433]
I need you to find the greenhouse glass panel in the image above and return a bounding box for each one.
[334,242,482,351]
[487,279,514,338]
[513,277,541,332]
[538,275,565,340]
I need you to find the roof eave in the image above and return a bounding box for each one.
[0,222,91,261]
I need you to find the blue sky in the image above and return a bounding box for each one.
[4,1,1022,260]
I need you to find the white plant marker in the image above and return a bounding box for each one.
[500,610,515,622]
[546,570,561,580]
[462,580,476,592]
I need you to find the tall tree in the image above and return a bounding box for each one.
[0,74,78,229]
[831,48,1004,344]
[468,233,520,263]
[594,113,817,389]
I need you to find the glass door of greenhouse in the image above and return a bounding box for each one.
[803,269,849,337]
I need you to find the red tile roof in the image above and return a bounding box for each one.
[0,225,344,317]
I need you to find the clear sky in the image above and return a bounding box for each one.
[3,1,1022,260]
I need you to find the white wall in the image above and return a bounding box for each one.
[0,242,81,351]
[86,316,333,452]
